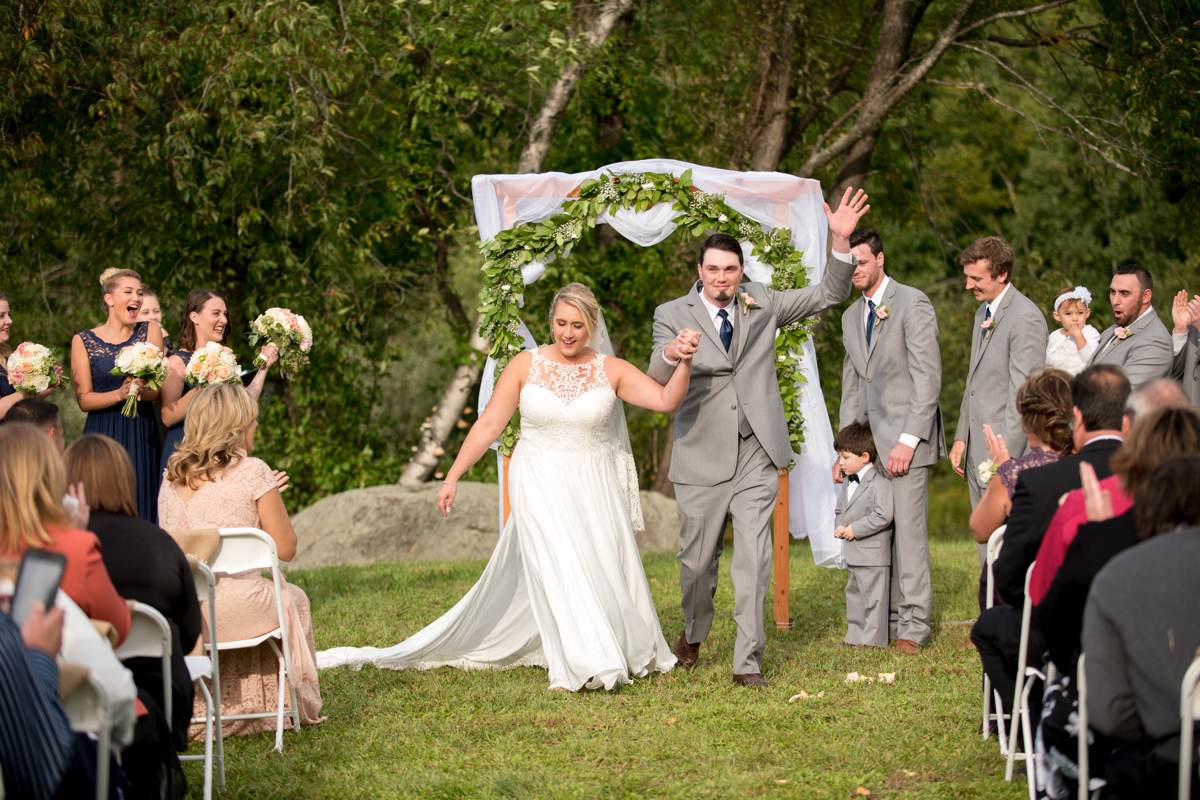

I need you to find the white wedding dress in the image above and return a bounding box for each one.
[317,349,676,690]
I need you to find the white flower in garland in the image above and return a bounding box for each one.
[640,181,654,190]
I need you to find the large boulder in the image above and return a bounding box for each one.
[289,481,680,570]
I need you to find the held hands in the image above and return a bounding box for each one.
[949,440,966,477]
[664,328,701,363]
[1080,462,1114,523]
[886,443,915,477]
[823,186,871,249]
[436,482,457,518]
[983,424,1010,467]
[121,376,145,400]
[834,525,855,541]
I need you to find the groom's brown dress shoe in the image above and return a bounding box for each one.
[673,633,700,670]
[894,638,920,655]
[732,672,768,688]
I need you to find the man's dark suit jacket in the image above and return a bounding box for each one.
[994,437,1123,606]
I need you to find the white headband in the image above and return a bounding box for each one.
[1054,286,1093,313]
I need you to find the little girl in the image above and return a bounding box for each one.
[1045,286,1100,375]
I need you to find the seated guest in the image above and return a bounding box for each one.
[0,603,83,800]
[970,369,1073,607]
[3,397,66,453]
[1083,511,1200,796]
[1030,380,1191,604]
[64,434,201,756]
[158,383,322,735]
[0,423,130,643]
[972,364,1129,718]
[970,369,1074,545]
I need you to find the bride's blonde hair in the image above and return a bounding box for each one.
[166,383,259,489]
[549,283,600,342]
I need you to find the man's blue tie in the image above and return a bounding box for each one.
[866,299,877,347]
[718,308,733,351]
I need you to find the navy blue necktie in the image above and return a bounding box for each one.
[718,308,733,351]
[866,299,877,347]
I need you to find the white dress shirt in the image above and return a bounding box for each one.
[986,283,1012,319]
[1099,306,1156,357]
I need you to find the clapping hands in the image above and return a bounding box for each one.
[1080,462,1114,523]
[665,328,701,362]
[983,424,1010,467]
[1171,290,1200,334]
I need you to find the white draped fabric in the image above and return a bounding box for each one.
[471,158,842,568]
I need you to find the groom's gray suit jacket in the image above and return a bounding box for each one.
[1090,308,1173,389]
[648,257,855,487]
[839,279,945,468]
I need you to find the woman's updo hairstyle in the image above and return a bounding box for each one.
[1016,368,1074,454]
[548,283,600,343]
[99,268,142,295]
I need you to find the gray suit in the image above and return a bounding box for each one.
[840,278,944,644]
[834,467,893,647]
[1171,327,1200,404]
[956,285,1048,510]
[649,255,854,674]
[1090,309,1173,389]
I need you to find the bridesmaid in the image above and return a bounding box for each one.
[0,291,55,420]
[70,269,165,522]
[137,287,173,352]
[159,289,276,473]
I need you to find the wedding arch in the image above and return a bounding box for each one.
[470,158,844,627]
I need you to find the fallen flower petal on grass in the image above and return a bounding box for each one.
[878,672,896,685]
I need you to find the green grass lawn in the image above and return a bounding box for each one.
[190,538,1024,799]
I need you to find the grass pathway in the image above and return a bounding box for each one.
[194,539,1025,798]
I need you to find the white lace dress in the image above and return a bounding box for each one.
[317,349,676,690]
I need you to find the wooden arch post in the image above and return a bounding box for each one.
[773,468,792,630]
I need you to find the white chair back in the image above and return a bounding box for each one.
[114,601,174,729]
[1181,655,1200,800]
[208,527,279,575]
[1006,561,1038,783]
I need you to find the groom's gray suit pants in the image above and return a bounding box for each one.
[674,433,777,676]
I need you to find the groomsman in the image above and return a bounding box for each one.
[949,237,1047,520]
[838,229,944,653]
[1170,289,1200,403]
[1089,263,1173,389]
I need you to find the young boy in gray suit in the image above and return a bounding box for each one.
[834,421,895,648]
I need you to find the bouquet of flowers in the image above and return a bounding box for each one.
[4,342,69,394]
[248,307,312,380]
[109,341,166,417]
[184,342,242,386]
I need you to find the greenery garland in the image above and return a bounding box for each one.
[478,169,814,459]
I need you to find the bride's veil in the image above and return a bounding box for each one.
[591,310,646,532]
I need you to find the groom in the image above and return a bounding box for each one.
[648,186,870,687]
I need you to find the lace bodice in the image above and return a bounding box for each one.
[78,322,149,393]
[157,456,277,533]
[519,349,617,454]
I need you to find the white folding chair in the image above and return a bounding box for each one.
[1181,655,1200,800]
[983,525,1007,744]
[1077,653,1091,800]
[64,672,112,800]
[209,527,300,752]
[1006,562,1039,782]
[182,560,225,799]
[115,601,174,729]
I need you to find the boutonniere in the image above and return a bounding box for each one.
[737,291,759,317]
[980,318,994,334]
[875,304,890,321]
[1113,326,1132,341]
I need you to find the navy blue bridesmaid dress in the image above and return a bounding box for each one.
[0,363,13,399]
[78,321,162,522]
[159,348,193,475]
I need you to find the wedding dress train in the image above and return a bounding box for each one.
[317,349,676,690]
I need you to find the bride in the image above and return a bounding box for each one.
[318,284,701,690]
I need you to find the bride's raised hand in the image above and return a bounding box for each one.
[437,482,457,518]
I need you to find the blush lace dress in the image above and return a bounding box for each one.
[158,456,324,735]
[318,349,676,691]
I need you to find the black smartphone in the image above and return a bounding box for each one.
[11,549,66,626]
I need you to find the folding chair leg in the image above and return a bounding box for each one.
[983,673,993,740]
[96,726,111,800]
[995,689,1011,757]
[214,687,226,792]
[275,652,286,752]
[200,681,214,800]
[1021,677,1039,800]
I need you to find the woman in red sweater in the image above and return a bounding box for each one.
[0,422,130,643]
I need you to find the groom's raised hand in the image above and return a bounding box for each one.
[823,186,870,253]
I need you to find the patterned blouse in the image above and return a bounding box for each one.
[996,447,1061,499]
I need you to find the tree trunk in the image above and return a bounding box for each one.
[398,0,636,488]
